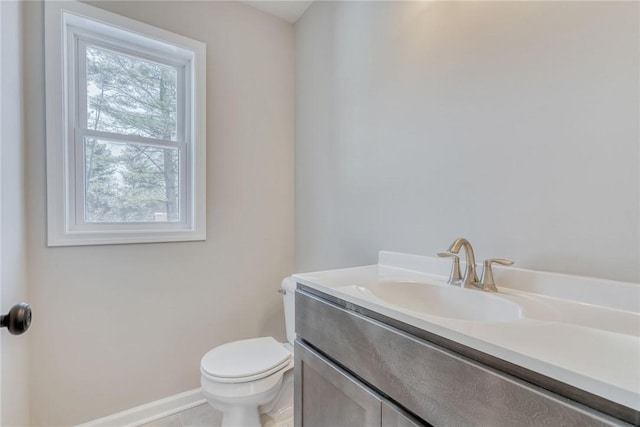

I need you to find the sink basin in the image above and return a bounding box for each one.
[363,281,523,322]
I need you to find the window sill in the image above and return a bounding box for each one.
[47,229,206,247]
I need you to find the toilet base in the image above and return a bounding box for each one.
[204,370,294,427]
[221,407,261,427]
[261,371,294,427]
[204,390,277,427]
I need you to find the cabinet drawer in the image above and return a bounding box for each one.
[296,289,632,427]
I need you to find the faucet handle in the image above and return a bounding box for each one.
[480,258,514,292]
[437,252,462,285]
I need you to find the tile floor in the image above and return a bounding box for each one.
[140,403,222,427]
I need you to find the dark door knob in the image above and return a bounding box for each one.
[1,303,31,335]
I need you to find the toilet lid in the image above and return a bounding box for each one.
[201,337,292,382]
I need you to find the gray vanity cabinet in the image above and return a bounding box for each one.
[294,287,637,427]
[295,341,382,427]
[294,339,425,427]
[381,402,425,427]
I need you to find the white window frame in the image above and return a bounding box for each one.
[45,1,206,246]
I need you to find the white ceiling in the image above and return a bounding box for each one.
[243,1,313,23]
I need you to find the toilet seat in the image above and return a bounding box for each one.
[201,337,292,384]
[201,359,293,400]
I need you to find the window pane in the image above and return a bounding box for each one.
[86,45,178,141]
[84,138,180,223]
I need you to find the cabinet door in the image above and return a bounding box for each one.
[295,340,382,427]
[382,401,429,427]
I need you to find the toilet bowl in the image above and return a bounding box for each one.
[200,277,296,427]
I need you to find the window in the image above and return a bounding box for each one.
[45,1,206,246]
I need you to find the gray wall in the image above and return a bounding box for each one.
[1,1,30,425]
[24,1,294,425]
[295,1,640,282]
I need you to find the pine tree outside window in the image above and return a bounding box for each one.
[45,1,206,246]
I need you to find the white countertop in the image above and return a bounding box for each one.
[293,251,640,412]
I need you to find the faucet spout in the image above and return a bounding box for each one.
[447,238,479,288]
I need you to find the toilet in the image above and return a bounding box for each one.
[200,277,296,427]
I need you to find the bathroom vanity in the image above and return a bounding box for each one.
[293,252,640,427]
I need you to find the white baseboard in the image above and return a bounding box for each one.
[75,388,207,427]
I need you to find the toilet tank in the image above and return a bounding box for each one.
[281,277,297,345]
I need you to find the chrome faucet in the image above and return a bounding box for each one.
[447,238,479,288]
[438,238,514,292]
[436,252,462,285]
[479,258,514,292]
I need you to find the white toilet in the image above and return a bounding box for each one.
[200,277,296,427]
